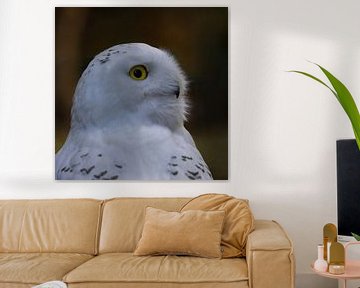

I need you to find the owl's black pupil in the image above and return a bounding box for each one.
[133,69,142,78]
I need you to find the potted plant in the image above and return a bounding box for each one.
[290,64,360,241]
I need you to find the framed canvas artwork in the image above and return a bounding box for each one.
[55,7,228,180]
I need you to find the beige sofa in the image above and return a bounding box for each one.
[0,198,295,288]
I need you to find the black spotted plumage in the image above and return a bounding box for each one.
[80,165,95,175]
[93,170,108,179]
[167,154,212,180]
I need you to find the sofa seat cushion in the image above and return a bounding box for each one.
[64,253,248,285]
[0,253,93,285]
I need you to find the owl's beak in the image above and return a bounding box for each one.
[175,86,180,98]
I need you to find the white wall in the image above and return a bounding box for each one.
[0,0,359,287]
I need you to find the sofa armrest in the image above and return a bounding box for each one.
[246,220,295,288]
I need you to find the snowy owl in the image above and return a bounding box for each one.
[56,43,213,180]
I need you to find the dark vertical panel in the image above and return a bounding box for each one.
[337,139,360,236]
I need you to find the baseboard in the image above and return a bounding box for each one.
[296,273,337,288]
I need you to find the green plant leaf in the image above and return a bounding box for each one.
[289,64,360,150]
[351,232,360,241]
[316,64,360,150]
[288,70,337,98]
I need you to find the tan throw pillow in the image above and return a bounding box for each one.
[181,193,255,258]
[134,207,225,258]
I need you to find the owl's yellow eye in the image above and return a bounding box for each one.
[129,65,148,80]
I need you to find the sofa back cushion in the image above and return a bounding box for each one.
[99,198,189,253]
[181,194,254,258]
[0,199,102,254]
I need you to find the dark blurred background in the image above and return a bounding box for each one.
[55,7,228,180]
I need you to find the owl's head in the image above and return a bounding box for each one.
[71,43,189,130]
